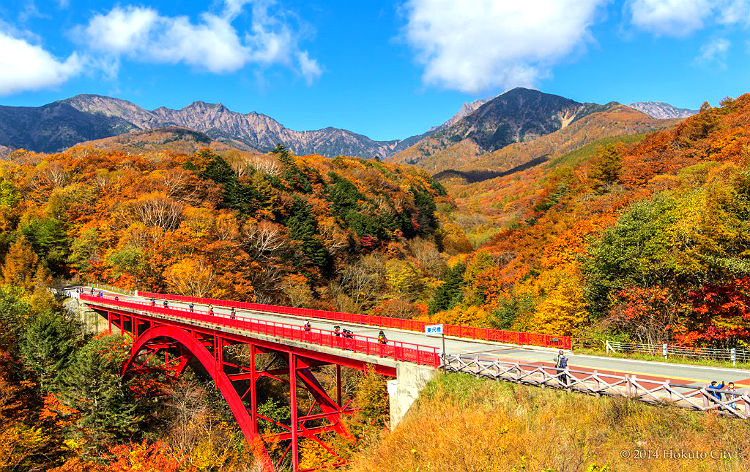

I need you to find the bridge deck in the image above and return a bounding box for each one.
[78,289,750,388]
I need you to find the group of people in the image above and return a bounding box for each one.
[332,325,354,339]
[707,380,741,410]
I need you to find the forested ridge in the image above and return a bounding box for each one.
[0,144,462,469]
[435,94,750,347]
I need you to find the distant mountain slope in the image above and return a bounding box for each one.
[0,101,137,153]
[448,104,672,175]
[68,127,256,155]
[628,101,697,119]
[389,88,611,169]
[390,99,670,175]
[0,95,419,158]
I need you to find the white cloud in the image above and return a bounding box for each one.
[402,0,606,94]
[296,51,322,85]
[695,38,731,66]
[629,0,749,36]
[83,6,158,55]
[77,0,320,81]
[0,32,81,95]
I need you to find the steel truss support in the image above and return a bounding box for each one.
[106,308,360,472]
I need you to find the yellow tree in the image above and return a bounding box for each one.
[164,259,217,297]
[2,236,38,290]
[530,265,587,335]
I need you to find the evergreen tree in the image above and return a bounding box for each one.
[429,262,466,314]
[0,287,30,356]
[58,335,143,455]
[287,197,330,273]
[411,188,438,235]
[20,310,79,393]
[20,217,70,276]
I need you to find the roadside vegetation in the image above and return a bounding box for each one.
[352,372,750,472]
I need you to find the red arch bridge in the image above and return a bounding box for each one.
[78,290,570,471]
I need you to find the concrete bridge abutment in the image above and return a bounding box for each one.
[387,363,437,429]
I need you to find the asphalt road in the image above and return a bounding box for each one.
[77,288,750,388]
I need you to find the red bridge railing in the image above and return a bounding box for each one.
[137,291,572,350]
[81,294,440,367]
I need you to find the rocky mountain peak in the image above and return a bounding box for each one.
[627,101,697,119]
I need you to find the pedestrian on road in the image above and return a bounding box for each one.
[708,380,726,402]
[726,382,739,410]
[555,350,569,387]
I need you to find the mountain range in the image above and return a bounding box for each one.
[626,101,697,119]
[0,89,695,163]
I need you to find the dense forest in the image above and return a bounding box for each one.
[436,94,750,347]
[0,145,466,313]
[0,146,457,469]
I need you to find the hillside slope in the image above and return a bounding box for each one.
[67,127,256,155]
[423,94,750,347]
[401,104,670,175]
[389,88,611,170]
[352,373,750,472]
[0,146,454,311]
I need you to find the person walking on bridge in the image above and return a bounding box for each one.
[163,300,169,309]
[377,330,388,345]
[189,302,194,312]
[230,307,236,320]
[555,350,569,387]
[208,305,214,316]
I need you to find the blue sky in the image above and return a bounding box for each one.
[0,0,748,140]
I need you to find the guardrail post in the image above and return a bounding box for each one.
[663,343,668,359]
[625,375,631,397]
[593,370,600,396]
[731,348,737,366]
[605,340,611,354]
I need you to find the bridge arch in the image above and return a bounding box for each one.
[122,325,273,469]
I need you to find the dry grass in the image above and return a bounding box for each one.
[350,373,750,472]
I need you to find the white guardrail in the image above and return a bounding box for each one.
[606,340,750,366]
[442,353,750,419]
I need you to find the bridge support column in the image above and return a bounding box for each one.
[290,352,299,472]
[387,363,437,430]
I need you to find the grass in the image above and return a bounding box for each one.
[575,347,750,371]
[351,372,750,472]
